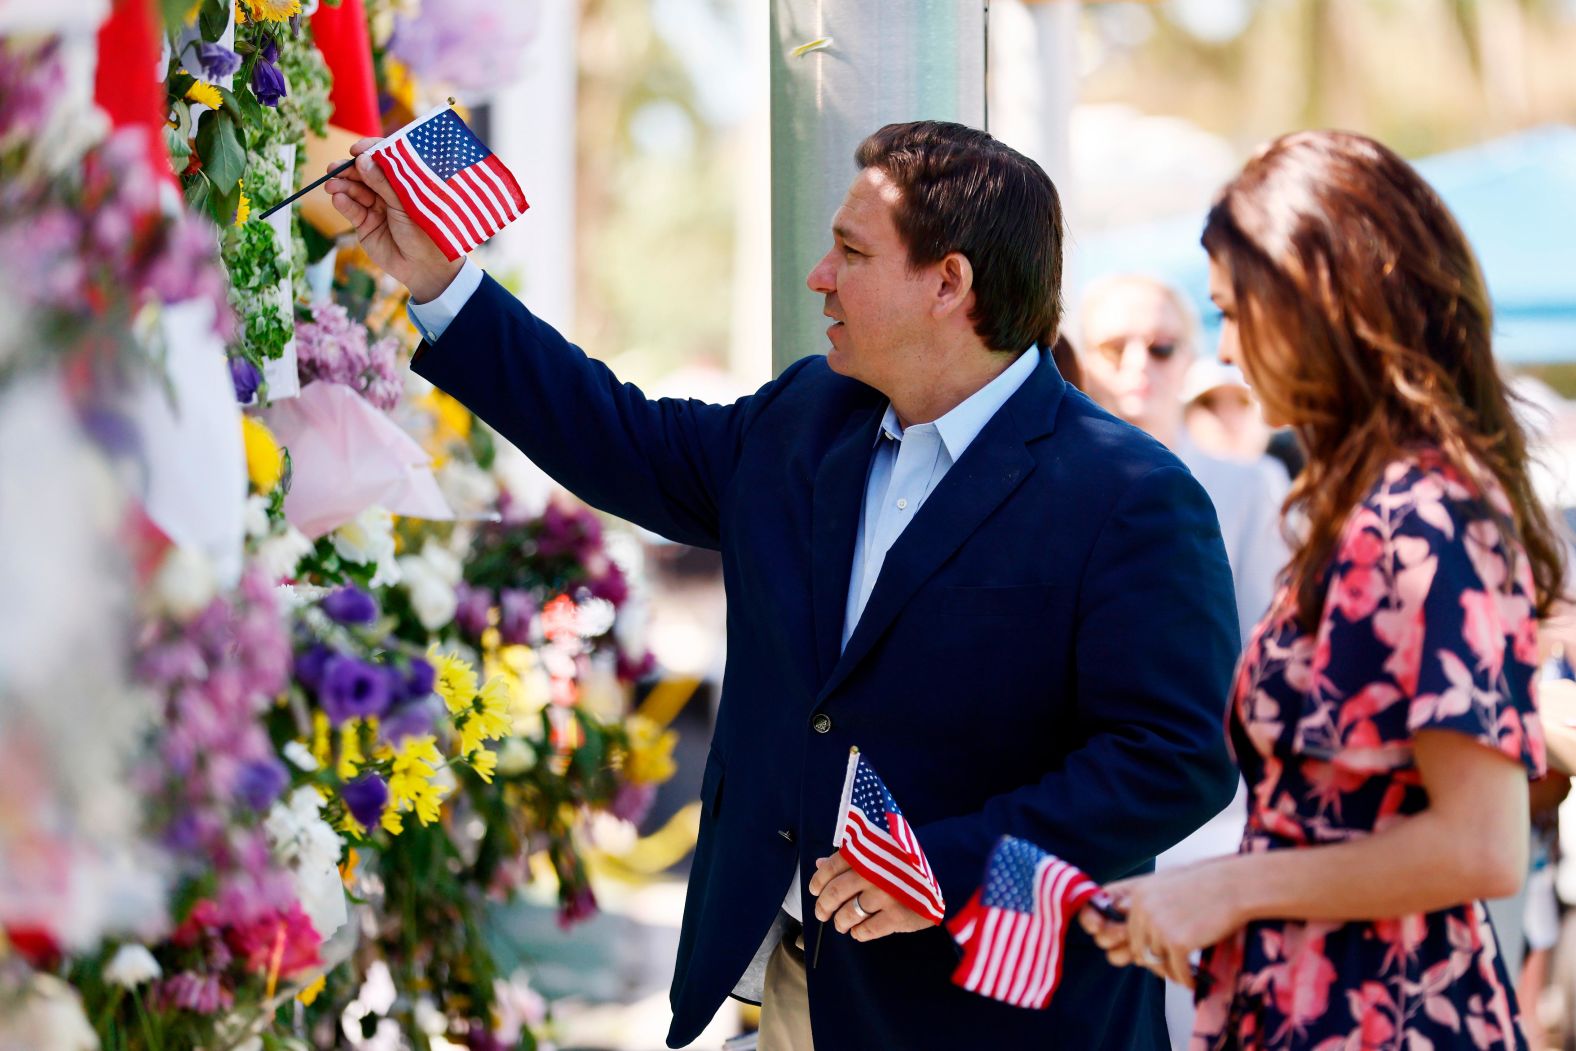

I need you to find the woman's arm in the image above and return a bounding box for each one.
[1083,729,1529,987]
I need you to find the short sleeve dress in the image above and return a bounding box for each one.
[1192,453,1546,1051]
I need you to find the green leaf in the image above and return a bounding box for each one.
[195,109,247,194]
[159,0,195,32]
[165,124,192,161]
[184,172,213,214]
[236,83,267,129]
[167,70,196,101]
[216,85,246,125]
[209,176,244,227]
[198,0,229,40]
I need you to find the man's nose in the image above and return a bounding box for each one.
[1120,340,1151,373]
[806,250,836,294]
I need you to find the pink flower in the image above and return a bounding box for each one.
[1458,589,1506,679]
[1334,563,1386,623]
[1269,931,1338,1029]
[225,901,322,979]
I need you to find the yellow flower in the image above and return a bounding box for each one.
[381,807,404,835]
[454,676,512,756]
[624,715,678,785]
[430,649,478,713]
[243,0,301,20]
[337,720,364,781]
[184,80,223,111]
[298,974,326,1006]
[242,416,284,492]
[388,735,447,827]
[311,712,332,771]
[234,190,250,226]
[468,747,497,784]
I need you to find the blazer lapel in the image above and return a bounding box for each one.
[810,403,884,686]
[816,351,1066,702]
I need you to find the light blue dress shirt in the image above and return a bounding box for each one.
[411,263,1042,923]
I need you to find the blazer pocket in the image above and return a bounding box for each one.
[701,748,725,820]
[936,582,1064,617]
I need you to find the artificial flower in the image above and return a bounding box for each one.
[242,415,284,492]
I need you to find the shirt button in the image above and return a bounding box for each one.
[811,713,833,734]
[896,498,908,510]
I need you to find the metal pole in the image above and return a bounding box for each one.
[769,0,988,376]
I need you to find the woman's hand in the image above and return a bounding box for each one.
[1079,860,1247,988]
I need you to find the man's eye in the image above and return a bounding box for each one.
[843,247,861,257]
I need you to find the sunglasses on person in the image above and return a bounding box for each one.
[1092,338,1181,365]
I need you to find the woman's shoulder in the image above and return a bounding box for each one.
[1354,448,1508,536]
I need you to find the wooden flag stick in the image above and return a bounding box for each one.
[256,97,458,221]
[811,745,861,969]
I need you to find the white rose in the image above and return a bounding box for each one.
[103,944,161,988]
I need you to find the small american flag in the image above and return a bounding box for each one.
[947,836,1107,1009]
[833,748,945,925]
[370,108,528,261]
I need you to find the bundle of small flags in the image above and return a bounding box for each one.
[368,107,529,260]
[833,748,945,924]
[947,836,1112,1008]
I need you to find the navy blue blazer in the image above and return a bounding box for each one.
[413,275,1240,1050]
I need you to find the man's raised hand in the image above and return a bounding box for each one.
[324,138,463,304]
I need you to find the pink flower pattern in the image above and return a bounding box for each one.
[1193,454,1545,1050]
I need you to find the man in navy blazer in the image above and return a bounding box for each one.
[328,121,1239,1049]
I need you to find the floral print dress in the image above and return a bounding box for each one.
[1193,454,1546,1051]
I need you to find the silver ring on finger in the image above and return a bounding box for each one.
[851,894,873,920]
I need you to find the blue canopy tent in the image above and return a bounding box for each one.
[1073,125,1576,365]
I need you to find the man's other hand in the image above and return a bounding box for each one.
[324,139,464,304]
[808,851,937,942]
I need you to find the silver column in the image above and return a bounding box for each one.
[769,0,988,375]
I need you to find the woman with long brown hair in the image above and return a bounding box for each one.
[1081,129,1565,1048]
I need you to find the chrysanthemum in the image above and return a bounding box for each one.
[184,80,223,111]
[430,648,478,713]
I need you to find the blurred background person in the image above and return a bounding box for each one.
[1079,273,1288,1048]
[1085,128,1566,1051]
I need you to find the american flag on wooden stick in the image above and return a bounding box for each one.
[369,108,528,261]
[833,748,945,925]
[947,836,1109,1009]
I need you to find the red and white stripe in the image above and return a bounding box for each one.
[948,855,1100,1009]
[841,804,946,924]
[371,136,528,261]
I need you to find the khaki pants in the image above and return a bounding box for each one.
[757,925,814,1050]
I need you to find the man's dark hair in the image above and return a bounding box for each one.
[855,121,1064,355]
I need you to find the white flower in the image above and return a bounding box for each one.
[397,541,461,631]
[333,506,401,586]
[1,974,98,1051]
[255,525,313,582]
[152,546,215,619]
[492,970,548,1045]
[243,494,272,539]
[413,997,447,1036]
[495,736,536,776]
[265,788,347,942]
[282,740,319,771]
[103,944,161,988]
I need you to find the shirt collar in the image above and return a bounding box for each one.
[875,345,1040,460]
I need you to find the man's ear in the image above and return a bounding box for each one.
[933,252,974,320]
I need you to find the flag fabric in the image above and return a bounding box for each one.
[947,836,1107,1009]
[369,109,528,261]
[833,749,945,925]
[311,0,382,137]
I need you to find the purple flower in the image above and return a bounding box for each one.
[454,583,492,638]
[617,648,656,683]
[498,588,535,646]
[534,502,601,560]
[558,884,598,929]
[380,697,435,744]
[230,357,261,403]
[341,774,389,829]
[318,655,393,724]
[251,38,287,108]
[195,41,241,80]
[609,781,656,825]
[294,301,402,410]
[236,757,288,811]
[294,644,334,692]
[587,562,629,607]
[321,586,378,626]
[402,658,435,700]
